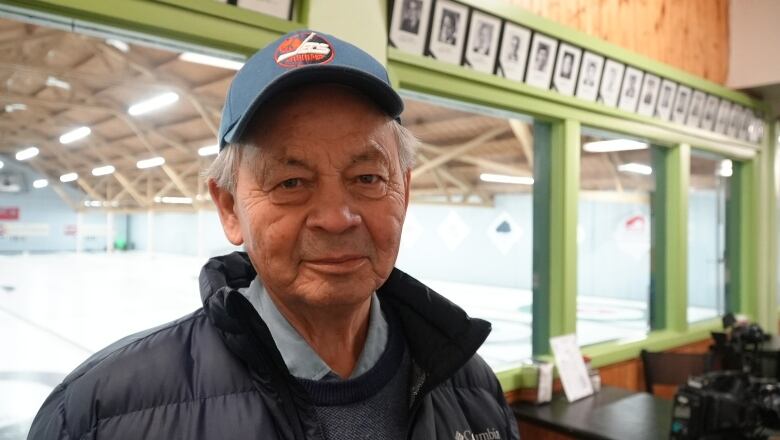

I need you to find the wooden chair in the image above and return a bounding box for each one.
[640,349,713,395]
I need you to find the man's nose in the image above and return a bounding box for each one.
[305,183,362,234]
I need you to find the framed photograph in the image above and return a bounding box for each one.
[739,107,754,140]
[575,51,604,102]
[427,0,468,65]
[551,43,581,96]
[714,99,732,134]
[727,104,744,138]
[234,0,293,20]
[700,95,720,131]
[389,0,434,55]
[497,22,532,82]
[748,113,765,144]
[686,90,707,128]
[671,85,692,124]
[654,79,677,121]
[617,67,643,113]
[598,59,625,108]
[636,73,660,117]
[463,10,501,74]
[525,33,558,89]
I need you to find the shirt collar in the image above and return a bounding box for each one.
[239,277,389,380]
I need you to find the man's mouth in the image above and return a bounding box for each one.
[303,255,368,274]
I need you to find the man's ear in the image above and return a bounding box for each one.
[402,169,411,211]
[208,178,244,245]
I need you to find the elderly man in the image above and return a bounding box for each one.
[29,30,518,440]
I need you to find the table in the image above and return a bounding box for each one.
[512,386,672,440]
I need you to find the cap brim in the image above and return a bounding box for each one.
[222,65,403,146]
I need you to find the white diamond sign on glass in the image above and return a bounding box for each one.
[437,210,470,251]
[486,211,522,255]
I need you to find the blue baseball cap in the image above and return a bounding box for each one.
[218,29,404,150]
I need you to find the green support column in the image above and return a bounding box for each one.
[728,159,758,320]
[754,122,778,332]
[532,119,579,355]
[651,144,689,332]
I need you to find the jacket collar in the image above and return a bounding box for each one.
[199,251,492,390]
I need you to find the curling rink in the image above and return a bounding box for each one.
[0,251,717,438]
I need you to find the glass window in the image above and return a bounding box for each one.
[688,150,730,321]
[577,129,655,346]
[395,94,534,369]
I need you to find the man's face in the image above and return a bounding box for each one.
[213,85,410,310]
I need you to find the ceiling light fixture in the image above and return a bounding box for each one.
[198,144,219,156]
[154,196,193,204]
[91,165,115,176]
[105,38,129,52]
[0,160,3,169]
[136,156,166,169]
[617,163,653,175]
[59,126,91,144]
[59,172,78,183]
[45,76,70,90]
[4,103,27,112]
[583,139,648,153]
[128,92,179,116]
[718,159,733,178]
[479,173,534,185]
[15,146,39,161]
[32,179,48,189]
[178,52,244,70]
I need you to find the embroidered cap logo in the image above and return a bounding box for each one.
[275,32,334,68]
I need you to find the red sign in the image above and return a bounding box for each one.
[0,207,19,220]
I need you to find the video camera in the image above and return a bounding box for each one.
[670,371,780,439]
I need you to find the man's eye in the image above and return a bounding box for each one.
[280,178,302,189]
[358,175,379,184]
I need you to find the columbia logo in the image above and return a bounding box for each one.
[454,428,501,440]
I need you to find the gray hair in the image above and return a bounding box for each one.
[205,120,418,194]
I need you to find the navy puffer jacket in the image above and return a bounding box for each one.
[28,252,519,440]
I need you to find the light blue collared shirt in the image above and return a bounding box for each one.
[239,277,388,380]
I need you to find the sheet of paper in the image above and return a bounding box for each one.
[536,362,553,403]
[550,334,594,402]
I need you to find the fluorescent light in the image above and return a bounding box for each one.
[15,146,39,161]
[0,160,3,169]
[4,103,26,112]
[718,159,733,177]
[59,172,78,183]
[84,200,103,208]
[128,92,179,116]
[59,126,91,144]
[198,144,219,156]
[479,173,534,185]
[46,76,70,90]
[105,38,129,52]
[583,139,648,153]
[179,52,244,70]
[91,165,115,176]
[136,156,166,169]
[154,196,192,204]
[617,163,653,175]
[32,179,48,189]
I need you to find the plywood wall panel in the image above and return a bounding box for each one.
[503,0,729,84]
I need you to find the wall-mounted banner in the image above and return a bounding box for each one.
[0,207,19,220]
[388,0,766,144]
